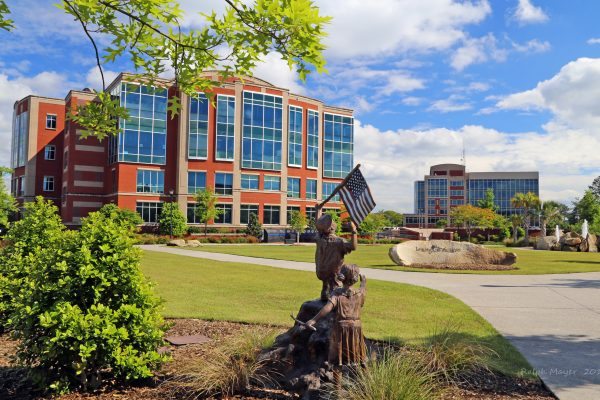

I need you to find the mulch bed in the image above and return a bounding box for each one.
[409,263,518,271]
[0,319,554,400]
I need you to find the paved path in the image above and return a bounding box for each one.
[142,245,600,400]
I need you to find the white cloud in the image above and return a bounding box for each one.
[355,121,599,211]
[512,39,551,53]
[252,53,305,94]
[451,34,508,71]
[85,67,119,91]
[497,58,600,129]
[402,96,424,106]
[428,95,472,113]
[587,38,600,45]
[512,0,549,25]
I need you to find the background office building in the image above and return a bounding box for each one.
[10,72,354,227]
[405,164,539,228]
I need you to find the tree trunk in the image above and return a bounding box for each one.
[541,221,547,237]
[513,226,518,242]
[204,221,208,236]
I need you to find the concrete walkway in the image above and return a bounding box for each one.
[142,245,600,400]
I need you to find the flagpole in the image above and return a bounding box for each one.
[315,163,361,214]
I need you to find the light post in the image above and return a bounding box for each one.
[169,189,174,239]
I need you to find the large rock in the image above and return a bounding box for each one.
[186,239,201,247]
[535,236,557,251]
[587,234,598,252]
[389,240,517,267]
[167,239,186,247]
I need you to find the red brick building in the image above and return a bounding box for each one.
[10,73,354,227]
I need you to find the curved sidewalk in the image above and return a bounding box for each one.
[141,245,600,400]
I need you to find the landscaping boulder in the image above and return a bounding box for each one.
[587,234,598,252]
[167,239,186,247]
[186,239,201,247]
[389,240,517,267]
[559,232,583,252]
[535,236,558,251]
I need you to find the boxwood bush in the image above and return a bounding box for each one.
[1,197,166,393]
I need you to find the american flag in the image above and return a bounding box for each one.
[339,167,376,225]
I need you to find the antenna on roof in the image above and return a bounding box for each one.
[460,139,466,167]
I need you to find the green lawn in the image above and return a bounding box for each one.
[142,250,530,376]
[182,244,600,274]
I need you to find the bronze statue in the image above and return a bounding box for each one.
[315,214,358,301]
[306,264,367,368]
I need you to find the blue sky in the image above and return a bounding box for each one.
[1,0,600,211]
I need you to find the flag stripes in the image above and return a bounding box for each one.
[339,167,376,225]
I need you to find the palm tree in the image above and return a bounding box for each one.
[510,214,524,242]
[540,202,563,237]
[511,192,541,244]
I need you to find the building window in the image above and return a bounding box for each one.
[322,181,340,202]
[215,204,233,224]
[136,201,163,223]
[110,82,168,164]
[288,106,303,167]
[215,172,233,195]
[307,110,319,169]
[450,189,464,196]
[241,174,259,190]
[264,205,280,225]
[450,180,463,187]
[188,171,206,195]
[306,206,317,225]
[44,145,56,160]
[189,93,209,159]
[136,169,164,193]
[323,113,353,178]
[240,204,259,225]
[427,178,448,197]
[216,95,235,160]
[264,175,281,191]
[286,206,301,224]
[287,177,300,198]
[187,203,200,223]
[242,91,283,170]
[11,111,28,169]
[306,179,317,200]
[450,199,464,206]
[46,114,57,130]
[43,176,54,192]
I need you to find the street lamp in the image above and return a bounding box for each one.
[169,189,175,239]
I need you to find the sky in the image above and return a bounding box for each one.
[1,0,600,212]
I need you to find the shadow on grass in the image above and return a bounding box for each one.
[556,260,600,265]
[482,278,600,289]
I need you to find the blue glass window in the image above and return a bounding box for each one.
[427,178,448,197]
[215,204,233,224]
[414,181,425,213]
[240,204,259,225]
[287,177,300,198]
[189,93,209,159]
[307,110,319,169]
[188,171,206,194]
[112,82,168,164]
[323,113,353,178]
[264,175,280,191]
[242,91,283,170]
[263,205,280,225]
[216,95,235,160]
[467,178,539,216]
[136,169,164,193]
[215,172,233,195]
[241,174,259,190]
[306,179,317,200]
[136,202,163,223]
[288,106,303,166]
[322,181,340,202]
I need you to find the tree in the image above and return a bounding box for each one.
[359,213,387,243]
[194,187,222,236]
[509,214,524,242]
[97,203,143,230]
[158,202,188,237]
[245,212,263,240]
[571,190,600,224]
[288,210,307,243]
[1,199,166,393]
[379,210,403,227]
[0,166,17,231]
[0,1,330,139]
[510,192,541,244]
[477,188,499,212]
[449,204,496,242]
[589,176,600,199]
[539,201,565,237]
[435,219,448,228]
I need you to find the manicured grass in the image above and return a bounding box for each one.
[183,244,600,275]
[141,250,531,376]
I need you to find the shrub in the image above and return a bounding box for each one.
[328,348,438,400]
[168,326,278,397]
[97,203,143,230]
[134,233,171,245]
[187,225,203,234]
[158,202,188,237]
[417,325,497,385]
[245,213,263,240]
[4,202,166,393]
